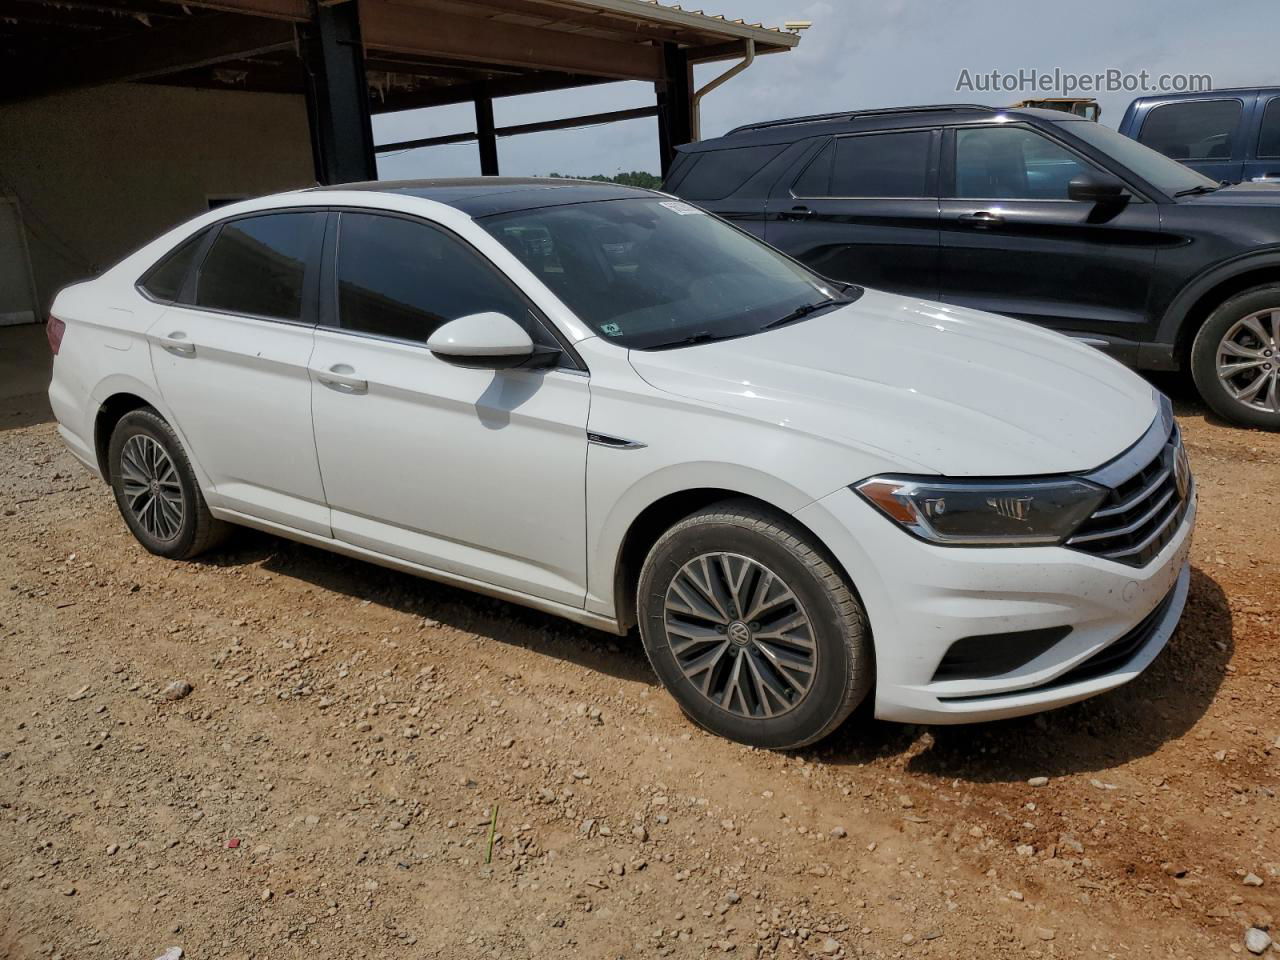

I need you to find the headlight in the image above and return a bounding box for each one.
[854,475,1107,546]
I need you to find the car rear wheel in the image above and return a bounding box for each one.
[1190,285,1280,430]
[637,500,872,749]
[108,408,228,559]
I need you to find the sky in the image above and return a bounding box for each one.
[374,0,1280,180]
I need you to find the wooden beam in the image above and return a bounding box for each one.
[360,0,664,82]
[148,0,309,21]
[0,12,295,101]
[369,70,612,113]
[376,104,658,153]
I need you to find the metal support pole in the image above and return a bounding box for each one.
[300,0,376,184]
[475,95,499,176]
[655,42,692,177]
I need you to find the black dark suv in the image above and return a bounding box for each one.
[663,104,1280,429]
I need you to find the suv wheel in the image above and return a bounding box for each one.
[1190,285,1280,429]
[637,500,872,749]
[107,408,228,559]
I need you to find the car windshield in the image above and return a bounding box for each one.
[477,197,851,350]
[1056,120,1220,197]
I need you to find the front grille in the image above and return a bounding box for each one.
[1066,426,1191,567]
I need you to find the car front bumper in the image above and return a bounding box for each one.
[793,483,1196,725]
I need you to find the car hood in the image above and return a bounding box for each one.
[1179,181,1280,206]
[627,289,1159,477]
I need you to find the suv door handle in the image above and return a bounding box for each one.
[957,211,1004,228]
[313,364,368,395]
[159,332,196,357]
[782,205,815,220]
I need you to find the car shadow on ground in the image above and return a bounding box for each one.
[203,530,659,688]
[205,533,1231,783]
[812,566,1233,782]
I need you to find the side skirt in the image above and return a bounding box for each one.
[210,507,626,636]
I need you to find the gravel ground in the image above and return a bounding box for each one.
[1,378,1277,960]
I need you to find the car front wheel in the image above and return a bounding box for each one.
[1190,285,1280,430]
[637,500,872,749]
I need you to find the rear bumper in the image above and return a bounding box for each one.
[794,483,1195,725]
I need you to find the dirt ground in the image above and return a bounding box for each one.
[1,373,1277,960]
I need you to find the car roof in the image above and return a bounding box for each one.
[681,104,1086,152]
[309,177,660,216]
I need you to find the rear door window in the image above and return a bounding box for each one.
[195,212,322,321]
[1137,99,1244,161]
[794,131,932,198]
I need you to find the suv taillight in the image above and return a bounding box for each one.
[47,315,66,355]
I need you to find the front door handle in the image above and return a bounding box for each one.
[313,364,368,395]
[957,211,1004,228]
[160,332,196,357]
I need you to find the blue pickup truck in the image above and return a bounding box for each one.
[1118,87,1280,185]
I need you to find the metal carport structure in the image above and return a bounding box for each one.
[0,0,801,182]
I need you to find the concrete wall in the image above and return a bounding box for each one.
[0,83,314,315]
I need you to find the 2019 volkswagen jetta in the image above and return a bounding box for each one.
[47,179,1196,748]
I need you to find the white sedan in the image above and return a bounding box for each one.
[47,179,1195,748]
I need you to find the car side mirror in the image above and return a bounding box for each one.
[427,312,558,370]
[1067,172,1128,204]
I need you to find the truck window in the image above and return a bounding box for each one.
[1258,98,1280,159]
[1137,99,1243,161]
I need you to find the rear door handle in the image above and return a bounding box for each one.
[957,211,1004,228]
[160,332,196,357]
[782,205,815,220]
[313,364,368,395]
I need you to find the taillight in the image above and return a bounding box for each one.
[47,315,66,355]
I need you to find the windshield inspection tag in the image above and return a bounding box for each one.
[659,200,704,215]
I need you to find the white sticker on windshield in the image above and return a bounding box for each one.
[659,200,705,215]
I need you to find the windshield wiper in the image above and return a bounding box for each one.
[760,297,846,332]
[645,331,733,351]
[1174,184,1220,197]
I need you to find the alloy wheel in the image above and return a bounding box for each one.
[1216,308,1280,413]
[663,552,817,719]
[119,434,185,541]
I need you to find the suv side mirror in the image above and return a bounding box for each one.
[427,312,558,370]
[1067,172,1127,204]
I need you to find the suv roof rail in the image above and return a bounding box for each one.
[724,103,996,136]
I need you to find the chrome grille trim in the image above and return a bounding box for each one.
[1067,407,1192,568]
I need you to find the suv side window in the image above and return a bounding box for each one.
[673,144,785,201]
[195,212,321,321]
[793,131,931,198]
[952,126,1090,200]
[1258,97,1280,159]
[334,212,551,347]
[1137,99,1243,161]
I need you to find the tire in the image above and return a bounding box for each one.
[636,499,872,749]
[1190,284,1280,430]
[107,408,228,559]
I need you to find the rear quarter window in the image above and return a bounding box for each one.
[671,144,785,201]
[138,229,209,302]
[1137,99,1243,161]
